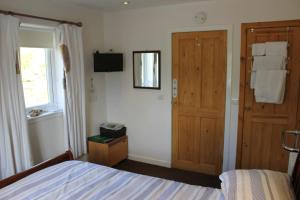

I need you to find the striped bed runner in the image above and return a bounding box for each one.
[0,161,222,200]
[219,170,295,200]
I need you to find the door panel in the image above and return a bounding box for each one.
[242,120,288,171]
[177,116,196,161]
[172,31,227,175]
[239,25,300,171]
[178,33,199,108]
[198,118,218,165]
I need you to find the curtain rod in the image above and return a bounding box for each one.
[0,9,82,27]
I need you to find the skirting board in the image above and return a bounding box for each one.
[128,154,171,168]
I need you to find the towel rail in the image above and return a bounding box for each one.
[282,130,300,153]
[247,57,291,61]
[248,70,290,74]
[249,26,290,32]
[247,56,291,74]
[248,43,290,48]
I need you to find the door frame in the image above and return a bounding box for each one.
[236,20,300,169]
[168,25,233,172]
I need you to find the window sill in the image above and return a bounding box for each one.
[27,110,63,124]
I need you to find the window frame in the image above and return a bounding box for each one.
[20,47,59,113]
[18,24,63,118]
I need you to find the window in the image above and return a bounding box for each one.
[20,48,53,108]
[19,26,62,115]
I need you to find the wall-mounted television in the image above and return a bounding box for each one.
[94,51,123,72]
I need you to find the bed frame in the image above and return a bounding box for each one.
[0,150,300,199]
[293,153,300,199]
[0,150,74,189]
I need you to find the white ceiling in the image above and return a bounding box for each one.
[56,0,211,11]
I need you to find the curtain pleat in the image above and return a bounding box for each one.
[56,24,86,159]
[0,14,32,179]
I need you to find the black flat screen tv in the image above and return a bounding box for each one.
[94,52,123,72]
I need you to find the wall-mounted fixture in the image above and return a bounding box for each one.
[94,51,123,72]
[194,11,207,24]
[133,51,161,90]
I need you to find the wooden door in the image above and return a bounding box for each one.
[237,21,300,172]
[298,85,300,130]
[172,31,227,175]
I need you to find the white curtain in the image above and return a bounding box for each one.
[0,14,32,179]
[56,24,86,159]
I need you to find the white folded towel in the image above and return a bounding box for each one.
[252,55,287,71]
[254,70,287,104]
[266,41,288,56]
[252,43,266,56]
[251,56,287,89]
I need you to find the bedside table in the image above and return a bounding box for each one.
[88,135,128,166]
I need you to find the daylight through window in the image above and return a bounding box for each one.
[20,47,52,108]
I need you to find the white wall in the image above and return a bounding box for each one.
[103,0,300,170]
[0,0,106,163]
[28,114,65,165]
[1,0,300,170]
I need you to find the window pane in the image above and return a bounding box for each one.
[20,48,50,108]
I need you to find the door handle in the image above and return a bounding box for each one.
[172,79,178,98]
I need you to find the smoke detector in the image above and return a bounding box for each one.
[194,11,207,24]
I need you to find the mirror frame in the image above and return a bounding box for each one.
[133,50,161,90]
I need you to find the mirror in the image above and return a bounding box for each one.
[133,51,161,89]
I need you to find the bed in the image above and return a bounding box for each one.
[0,151,299,200]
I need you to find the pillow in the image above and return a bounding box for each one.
[219,170,295,200]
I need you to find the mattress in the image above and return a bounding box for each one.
[0,161,222,200]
